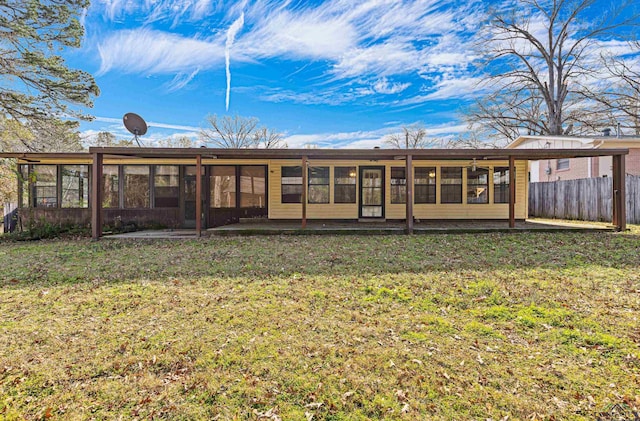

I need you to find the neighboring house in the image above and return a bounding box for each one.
[0,146,630,236]
[506,134,640,182]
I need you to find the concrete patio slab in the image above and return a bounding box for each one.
[102,219,613,239]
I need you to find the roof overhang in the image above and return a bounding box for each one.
[0,147,629,163]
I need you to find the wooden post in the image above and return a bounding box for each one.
[196,154,202,237]
[406,154,413,234]
[91,152,103,240]
[509,156,516,228]
[301,156,307,229]
[612,154,626,231]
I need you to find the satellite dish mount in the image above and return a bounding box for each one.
[123,113,148,147]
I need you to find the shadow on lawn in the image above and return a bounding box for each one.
[0,231,638,288]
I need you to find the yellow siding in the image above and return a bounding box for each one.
[268,159,528,220]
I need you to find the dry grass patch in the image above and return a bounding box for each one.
[0,231,639,419]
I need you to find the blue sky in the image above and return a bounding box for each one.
[67,0,635,148]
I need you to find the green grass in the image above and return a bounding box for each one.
[0,231,639,420]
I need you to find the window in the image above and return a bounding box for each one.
[308,166,329,204]
[123,165,150,208]
[334,167,356,203]
[440,167,462,204]
[467,167,489,204]
[390,167,406,204]
[557,159,569,170]
[281,166,302,203]
[210,166,236,208]
[154,165,179,208]
[493,167,512,204]
[102,165,119,208]
[240,166,266,208]
[415,167,436,204]
[33,165,57,207]
[61,165,89,208]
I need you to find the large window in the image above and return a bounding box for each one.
[334,167,356,203]
[240,166,266,208]
[33,165,57,207]
[123,165,149,208]
[467,167,489,204]
[102,165,119,208]
[308,166,329,204]
[154,165,179,208]
[210,166,236,208]
[493,167,512,204]
[557,159,569,170]
[440,167,462,204]
[415,167,436,204]
[281,166,302,203]
[61,165,89,208]
[390,167,406,204]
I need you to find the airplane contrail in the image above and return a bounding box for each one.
[225,12,245,111]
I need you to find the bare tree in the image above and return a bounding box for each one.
[157,136,196,148]
[442,129,504,149]
[254,127,287,149]
[470,0,639,140]
[199,114,286,148]
[384,124,436,148]
[582,48,640,135]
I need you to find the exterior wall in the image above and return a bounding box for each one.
[14,157,529,230]
[268,159,527,220]
[538,157,591,181]
[537,150,640,181]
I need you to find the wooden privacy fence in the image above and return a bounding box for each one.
[529,175,640,224]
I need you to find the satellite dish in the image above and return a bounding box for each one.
[123,112,148,146]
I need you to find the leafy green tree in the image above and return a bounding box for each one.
[1,116,82,152]
[0,0,99,126]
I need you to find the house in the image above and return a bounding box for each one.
[0,146,629,237]
[506,134,640,182]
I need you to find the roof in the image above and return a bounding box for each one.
[0,147,628,162]
[507,135,640,149]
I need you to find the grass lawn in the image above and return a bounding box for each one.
[1,231,639,420]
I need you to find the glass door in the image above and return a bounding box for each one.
[359,166,384,218]
[183,166,205,228]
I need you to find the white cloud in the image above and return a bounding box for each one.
[165,68,201,92]
[97,29,225,75]
[283,128,391,149]
[93,116,200,132]
[282,122,469,149]
[93,0,480,89]
[400,76,484,104]
[372,78,410,94]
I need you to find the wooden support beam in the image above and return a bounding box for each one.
[612,154,626,231]
[406,154,413,234]
[301,156,307,229]
[196,154,202,237]
[509,156,516,228]
[91,152,103,240]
